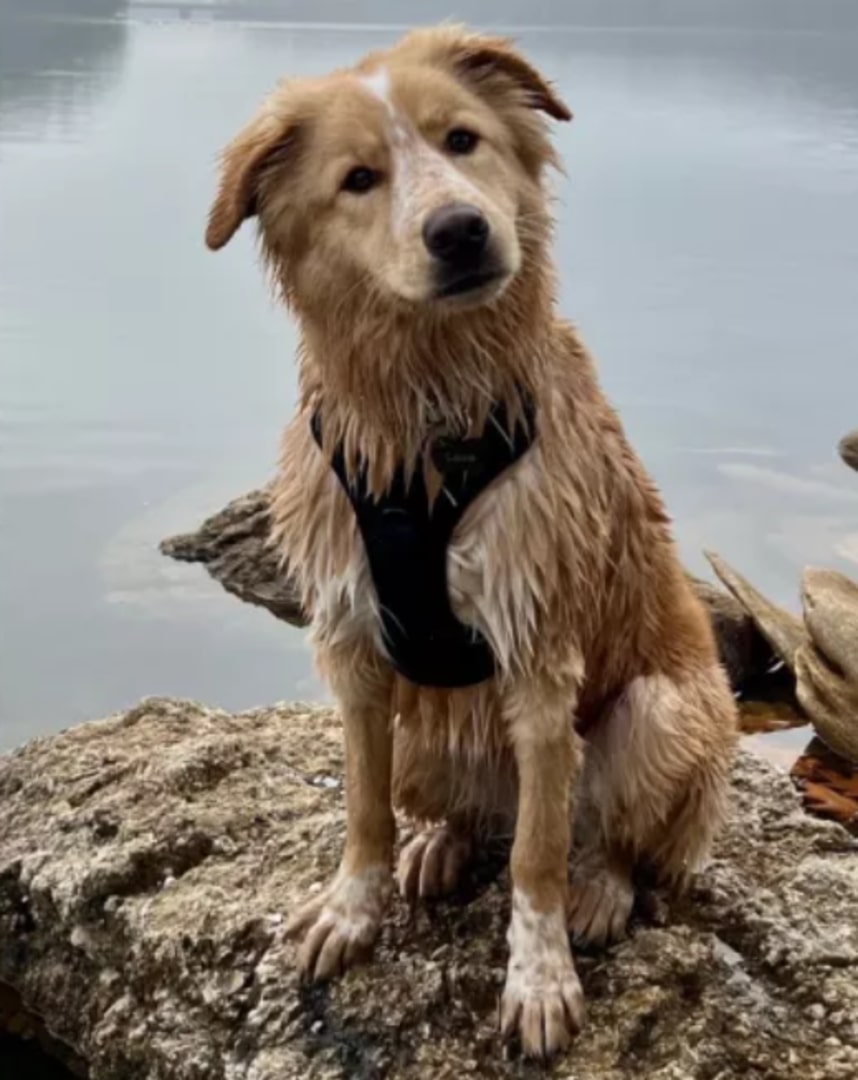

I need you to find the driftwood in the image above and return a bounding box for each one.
[840,429,858,473]
[1,698,857,1079]
[709,555,858,764]
[160,488,771,692]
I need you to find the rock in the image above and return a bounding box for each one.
[160,489,306,627]
[2,698,858,1080]
[160,490,772,691]
[0,982,84,1078]
[839,430,858,473]
[709,554,858,764]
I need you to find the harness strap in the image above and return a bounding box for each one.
[312,395,536,688]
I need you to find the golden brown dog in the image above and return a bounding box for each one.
[206,25,738,1059]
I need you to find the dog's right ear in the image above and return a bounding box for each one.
[452,34,572,122]
[205,107,298,251]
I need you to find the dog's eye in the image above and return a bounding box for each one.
[341,166,379,194]
[445,128,479,155]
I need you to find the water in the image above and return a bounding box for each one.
[1,1,857,750]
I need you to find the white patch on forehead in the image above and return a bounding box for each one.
[390,134,485,238]
[360,66,392,111]
[359,65,488,240]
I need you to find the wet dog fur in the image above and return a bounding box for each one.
[205,25,738,1060]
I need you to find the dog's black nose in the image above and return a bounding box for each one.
[422,204,489,265]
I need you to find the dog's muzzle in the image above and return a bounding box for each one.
[422,203,505,298]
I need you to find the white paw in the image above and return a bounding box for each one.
[500,889,585,1059]
[285,865,391,981]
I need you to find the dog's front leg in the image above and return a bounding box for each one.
[286,641,395,981]
[501,683,585,1059]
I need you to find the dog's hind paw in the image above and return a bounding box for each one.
[567,849,634,948]
[397,825,472,903]
[285,864,391,981]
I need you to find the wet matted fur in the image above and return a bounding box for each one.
[206,25,738,1060]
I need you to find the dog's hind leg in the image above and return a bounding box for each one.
[568,664,738,946]
[397,821,475,902]
[392,695,517,903]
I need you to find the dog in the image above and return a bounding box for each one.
[205,25,738,1059]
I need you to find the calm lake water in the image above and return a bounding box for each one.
[1,0,857,749]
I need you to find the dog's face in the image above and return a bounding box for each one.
[206,27,570,312]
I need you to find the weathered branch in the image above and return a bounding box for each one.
[840,429,858,472]
[709,554,858,763]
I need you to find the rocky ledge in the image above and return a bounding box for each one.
[1,698,857,1080]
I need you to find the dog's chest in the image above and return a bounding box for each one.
[306,406,543,682]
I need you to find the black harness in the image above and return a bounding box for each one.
[312,397,536,688]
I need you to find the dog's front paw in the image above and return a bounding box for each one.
[285,865,391,981]
[500,890,585,1059]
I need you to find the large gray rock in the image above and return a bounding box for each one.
[1,698,857,1080]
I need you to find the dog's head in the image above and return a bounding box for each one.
[205,26,570,314]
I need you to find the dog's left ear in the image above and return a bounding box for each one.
[205,107,298,251]
[452,34,572,122]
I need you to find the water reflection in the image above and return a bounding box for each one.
[0,1,856,747]
[127,0,858,33]
[0,1,129,140]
